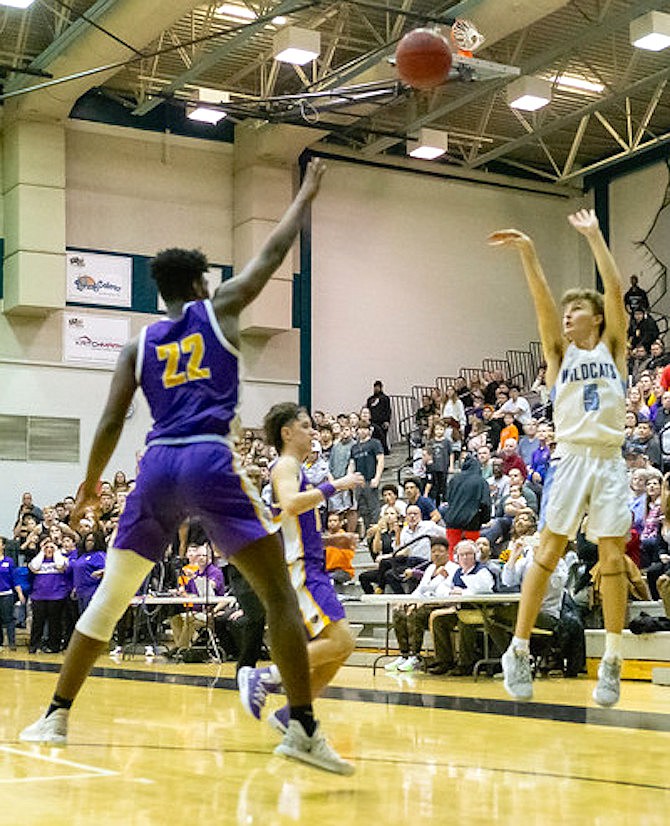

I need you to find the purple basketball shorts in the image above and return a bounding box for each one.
[113,442,278,563]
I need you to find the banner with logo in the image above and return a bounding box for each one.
[66,250,133,308]
[157,266,223,313]
[63,313,130,366]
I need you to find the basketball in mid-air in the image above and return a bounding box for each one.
[395,28,453,90]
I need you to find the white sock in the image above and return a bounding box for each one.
[269,664,282,683]
[604,632,623,662]
[512,636,530,654]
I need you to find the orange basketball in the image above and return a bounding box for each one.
[396,28,453,90]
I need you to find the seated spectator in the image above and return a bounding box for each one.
[530,365,550,410]
[639,475,667,596]
[648,339,670,372]
[28,537,70,654]
[638,372,657,411]
[442,385,466,440]
[517,419,539,469]
[628,467,651,533]
[629,308,659,353]
[467,418,489,455]
[323,513,357,585]
[380,483,407,518]
[415,394,437,436]
[633,417,662,468]
[440,455,491,556]
[403,478,441,522]
[476,444,494,480]
[169,544,226,652]
[507,467,539,513]
[427,539,495,675]
[654,391,670,433]
[482,405,502,450]
[629,344,651,385]
[488,457,510,513]
[499,438,528,479]
[366,510,400,566]
[385,538,458,673]
[529,423,553,483]
[494,384,532,427]
[498,412,519,449]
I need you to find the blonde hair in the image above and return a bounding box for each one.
[561,288,605,336]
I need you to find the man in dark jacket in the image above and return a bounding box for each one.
[438,456,491,559]
[366,380,392,455]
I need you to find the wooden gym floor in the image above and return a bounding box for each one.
[0,650,669,825]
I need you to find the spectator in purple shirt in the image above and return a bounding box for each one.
[170,543,226,651]
[28,538,70,654]
[70,534,107,614]
[0,536,25,651]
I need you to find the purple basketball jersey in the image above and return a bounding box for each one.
[139,300,239,445]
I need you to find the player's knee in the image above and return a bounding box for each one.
[75,598,120,642]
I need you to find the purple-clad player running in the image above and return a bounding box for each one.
[238,404,363,740]
[20,159,353,775]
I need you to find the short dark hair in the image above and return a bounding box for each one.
[381,483,398,496]
[264,402,308,452]
[430,536,449,551]
[404,477,422,489]
[151,248,209,302]
[374,380,383,388]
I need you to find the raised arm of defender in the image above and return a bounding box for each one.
[212,159,325,331]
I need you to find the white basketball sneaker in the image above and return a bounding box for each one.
[19,709,69,746]
[275,720,355,775]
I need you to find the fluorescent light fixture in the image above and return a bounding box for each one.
[216,3,256,19]
[0,1,36,7]
[506,76,552,111]
[630,10,670,51]
[408,128,449,160]
[552,74,604,94]
[273,26,320,65]
[187,88,229,125]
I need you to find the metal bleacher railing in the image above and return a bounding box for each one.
[388,339,548,451]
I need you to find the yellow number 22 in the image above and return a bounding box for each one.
[156,333,211,389]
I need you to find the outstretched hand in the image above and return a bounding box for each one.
[568,208,599,237]
[300,158,326,200]
[487,229,532,249]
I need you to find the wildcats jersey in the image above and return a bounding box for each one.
[274,465,324,566]
[552,341,625,448]
[137,299,239,446]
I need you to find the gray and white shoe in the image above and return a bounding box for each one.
[19,709,68,745]
[593,656,622,707]
[501,645,533,701]
[275,720,355,775]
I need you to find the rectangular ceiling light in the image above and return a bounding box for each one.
[507,75,552,111]
[630,10,670,51]
[408,128,449,160]
[216,4,286,25]
[552,74,604,94]
[187,88,229,125]
[273,26,320,65]
[0,1,36,8]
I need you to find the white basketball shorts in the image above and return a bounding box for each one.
[540,443,631,543]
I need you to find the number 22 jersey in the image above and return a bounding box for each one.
[551,340,625,449]
[137,299,239,446]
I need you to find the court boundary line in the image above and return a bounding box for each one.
[0,744,119,783]
[2,656,669,733]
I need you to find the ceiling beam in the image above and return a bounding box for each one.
[361,0,670,157]
[633,79,668,149]
[132,0,318,116]
[470,62,670,170]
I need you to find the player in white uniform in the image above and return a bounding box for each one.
[489,209,630,707]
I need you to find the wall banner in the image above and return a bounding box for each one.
[63,313,130,366]
[66,250,132,307]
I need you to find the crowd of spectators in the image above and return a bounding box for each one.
[4,325,670,680]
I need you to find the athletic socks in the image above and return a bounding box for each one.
[511,636,530,654]
[46,694,73,718]
[290,705,316,737]
[604,632,623,662]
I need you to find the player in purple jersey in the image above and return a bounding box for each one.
[238,403,363,762]
[20,159,354,775]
